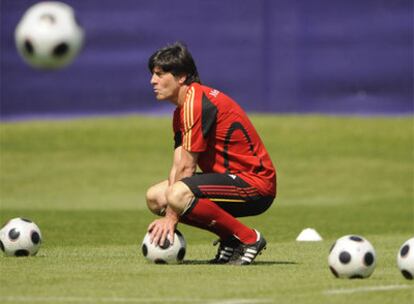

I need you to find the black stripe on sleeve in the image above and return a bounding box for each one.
[201,93,217,138]
[174,131,182,149]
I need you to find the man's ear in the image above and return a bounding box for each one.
[178,75,187,85]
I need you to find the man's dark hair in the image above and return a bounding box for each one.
[148,42,201,85]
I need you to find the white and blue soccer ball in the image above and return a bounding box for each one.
[328,235,376,279]
[15,1,84,69]
[142,230,186,264]
[0,218,42,257]
[397,237,414,280]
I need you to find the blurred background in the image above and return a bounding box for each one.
[1,0,413,119]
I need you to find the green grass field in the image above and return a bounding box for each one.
[0,115,413,304]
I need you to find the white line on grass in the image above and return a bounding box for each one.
[207,300,273,304]
[0,296,273,304]
[324,284,412,295]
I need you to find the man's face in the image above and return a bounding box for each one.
[150,66,182,102]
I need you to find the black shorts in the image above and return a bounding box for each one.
[181,173,274,217]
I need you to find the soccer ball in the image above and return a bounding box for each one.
[397,237,414,280]
[15,1,84,69]
[0,218,42,257]
[141,230,186,264]
[328,235,376,279]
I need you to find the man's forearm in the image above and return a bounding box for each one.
[174,163,195,183]
[165,205,180,221]
[168,166,177,186]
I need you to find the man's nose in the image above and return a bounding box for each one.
[150,74,157,85]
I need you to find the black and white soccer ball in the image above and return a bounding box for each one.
[0,218,42,257]
[328,235,376,279]
[14,1,84,69]
[141,230,186,264]
[397,237,414,280]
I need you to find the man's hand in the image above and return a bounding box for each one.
[147,213,179,247]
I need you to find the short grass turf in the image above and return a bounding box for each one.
[0,115,413,304]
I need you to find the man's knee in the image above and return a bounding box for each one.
[166,181,194,214]
[145,182,168,215]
